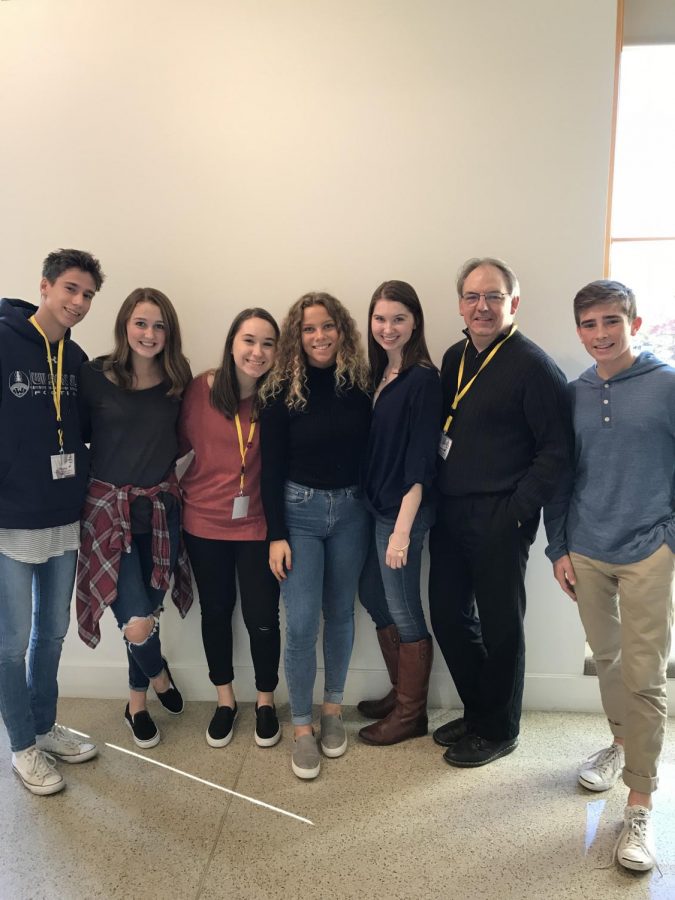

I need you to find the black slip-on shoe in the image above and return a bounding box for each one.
[124,704,160,749]
[155,657,184,715]
[255,704,281,747]
[206,704,238,748]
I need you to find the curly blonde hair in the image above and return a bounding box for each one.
[260,292,369,410]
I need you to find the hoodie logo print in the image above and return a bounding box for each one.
[9,371,30,398]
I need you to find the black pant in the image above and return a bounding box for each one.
[428,493,538,741]
[183,532,280,693]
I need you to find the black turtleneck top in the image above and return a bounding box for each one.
[259,364,371,540]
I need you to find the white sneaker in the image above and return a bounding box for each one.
[578,743,624,791]
[36,723,98,764]
[12,746,65,795]
[615,805,658,873]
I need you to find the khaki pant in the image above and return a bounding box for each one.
[571,544,675,793]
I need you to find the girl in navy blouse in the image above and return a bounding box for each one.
[358,280,441,746]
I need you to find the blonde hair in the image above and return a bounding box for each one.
[260,292,369,410]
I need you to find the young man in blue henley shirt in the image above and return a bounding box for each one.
[545,279,675,874]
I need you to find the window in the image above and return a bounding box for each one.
[608,45,675,365]
[586,28,675,678]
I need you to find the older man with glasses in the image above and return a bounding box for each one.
[429,257,571,767]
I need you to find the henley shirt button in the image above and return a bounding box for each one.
[603,399,609,404]
[604,416,610,422]
[604,384,609,388]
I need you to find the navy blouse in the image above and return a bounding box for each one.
[362,364,441,518]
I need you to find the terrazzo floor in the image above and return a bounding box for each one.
[1,701,674,899]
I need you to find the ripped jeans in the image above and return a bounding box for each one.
[110,511,180,692]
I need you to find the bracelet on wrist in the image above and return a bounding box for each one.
[388,536,410,553]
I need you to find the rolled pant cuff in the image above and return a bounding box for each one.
[323,691,343,705]
[608,720,625,739]
[33,719,56,737]
[291,713,314,726]
[623,768,658,793]
[254,679,280,693]
[210,673,235,687]
[13,738,38,754]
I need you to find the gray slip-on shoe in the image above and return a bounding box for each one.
[291,732,321,779]
[320,713,348,758]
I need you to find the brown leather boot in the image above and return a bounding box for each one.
[357,625,400,719]
[358,637,432,745]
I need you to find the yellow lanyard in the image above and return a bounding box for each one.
[234,413,256,494]
[443,324,517,432]
[29,315,66,451]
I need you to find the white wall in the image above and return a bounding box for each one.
[624,0,675,44]
[4,0,657,712]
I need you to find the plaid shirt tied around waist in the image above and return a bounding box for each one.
[76,475,193,648]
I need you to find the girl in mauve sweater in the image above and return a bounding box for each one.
[178,309,282,750]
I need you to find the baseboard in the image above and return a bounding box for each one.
[57,664,675,715]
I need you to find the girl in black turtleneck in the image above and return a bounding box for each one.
[260,293,371,780]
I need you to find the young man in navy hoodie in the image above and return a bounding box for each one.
[0,248,105,794]
[545,280,675,873]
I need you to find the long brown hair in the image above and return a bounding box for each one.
[367,280,435,385]
[260,292,369,410]
[102,287,192,397]
[210,308,280,419]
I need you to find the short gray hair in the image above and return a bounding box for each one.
[456,257,520,298]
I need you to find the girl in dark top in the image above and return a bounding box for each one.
[260,292,371,780]
[357,280,441,746]
[76,288,192,749]
[178,309,282,751]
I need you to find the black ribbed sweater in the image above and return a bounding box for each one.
[436,330,571,524]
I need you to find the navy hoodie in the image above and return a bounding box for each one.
[0,297,89,528]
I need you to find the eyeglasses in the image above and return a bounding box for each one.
[460,292,509,306]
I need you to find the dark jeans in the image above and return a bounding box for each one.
[428,493,538,741]
[110,509,181,691]
[358,526,391,630]
[183,532,280,693]
[359,505,433,643]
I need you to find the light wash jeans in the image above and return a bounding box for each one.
[0,549,77,752]
[281,481,369,725]
[110,509,180,692]
[359,504,433,643]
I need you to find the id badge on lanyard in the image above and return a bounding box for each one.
[439,325,517,459]
[233,412,256,519]
[30,316,76,480]
[51,453,76,479]
[438,433,452,460]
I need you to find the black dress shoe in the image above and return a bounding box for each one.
[443,733,518,768]
[432,716,469,747]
